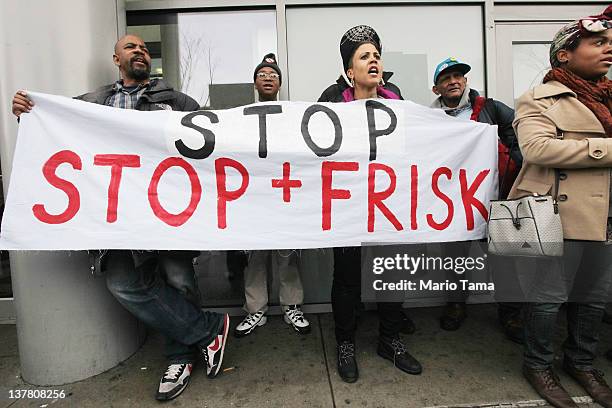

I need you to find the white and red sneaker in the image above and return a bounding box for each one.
[202,313,229,378]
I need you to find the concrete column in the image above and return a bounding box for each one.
[0,0,145,385]
[160,24,181,91]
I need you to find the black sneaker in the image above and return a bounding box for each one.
[337,341,359,383]
[156,363,193,401]
[377,335,422,375]
[200,313,229,378]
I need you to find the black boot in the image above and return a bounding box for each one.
[440,302,467,331]
[337,341,358,383]
[500,314,524,344]
[377,335,422,375]
[498,303,524,344]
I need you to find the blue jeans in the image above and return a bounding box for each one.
[105,250,223,364]
[523,241,612,370]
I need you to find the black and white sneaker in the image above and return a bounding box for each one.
[234,310,267,338]
[283,305,311,334]
[155,363,193,401]
[201,313,230,378]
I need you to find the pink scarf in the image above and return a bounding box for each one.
[341,86,400,102]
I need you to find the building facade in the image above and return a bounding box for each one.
[0,0,608,384]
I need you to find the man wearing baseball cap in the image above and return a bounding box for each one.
[432,58,473,117]
[431,57,524,343]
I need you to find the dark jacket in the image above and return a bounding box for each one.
[79,79,200,274]
[468,89,522,166]
[317,71,403,102]
[76,79,199,112]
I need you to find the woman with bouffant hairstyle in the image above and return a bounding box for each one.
[318,25,422,384]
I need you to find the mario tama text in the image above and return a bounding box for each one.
[360,246,494,302]
[373,278,494,292]
[371,251,493,293]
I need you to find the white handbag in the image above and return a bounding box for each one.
[487,172,563,257]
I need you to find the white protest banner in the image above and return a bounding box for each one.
[0,92,498,250]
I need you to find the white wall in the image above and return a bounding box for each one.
[0,0,144,385]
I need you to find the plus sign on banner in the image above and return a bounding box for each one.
[0,93,498,250]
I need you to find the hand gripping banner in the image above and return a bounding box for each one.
[0,93,498,250]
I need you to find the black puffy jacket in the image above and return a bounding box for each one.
[76,79,199,111]
[467,89,522,167]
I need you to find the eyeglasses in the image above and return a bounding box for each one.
[256,72,279,80]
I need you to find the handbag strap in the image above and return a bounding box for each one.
[552,169,560,214]
[551,128,564,214]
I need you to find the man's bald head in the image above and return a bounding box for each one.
[114,34,145,54]
[112,34,151,86]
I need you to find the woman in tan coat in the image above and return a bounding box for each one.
[510,7,612,408]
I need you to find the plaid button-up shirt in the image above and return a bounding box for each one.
[104,79,154,109]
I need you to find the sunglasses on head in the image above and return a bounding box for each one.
[580,18,611,33]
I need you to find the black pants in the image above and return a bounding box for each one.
[442,241,472,303]
[332,247,403,343]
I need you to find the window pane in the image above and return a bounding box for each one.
[177,11,277,108]
[512,43,550,103]
[128,9,277,109]
[286,5,484,104]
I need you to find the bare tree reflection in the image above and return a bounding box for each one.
[180,33,218,107]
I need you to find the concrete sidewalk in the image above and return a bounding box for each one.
[1,304,611,407]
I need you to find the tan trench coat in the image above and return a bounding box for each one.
[508,80,610,241]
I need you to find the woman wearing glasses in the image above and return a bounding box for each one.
[317,25,422,383]
[510,7,612,408]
